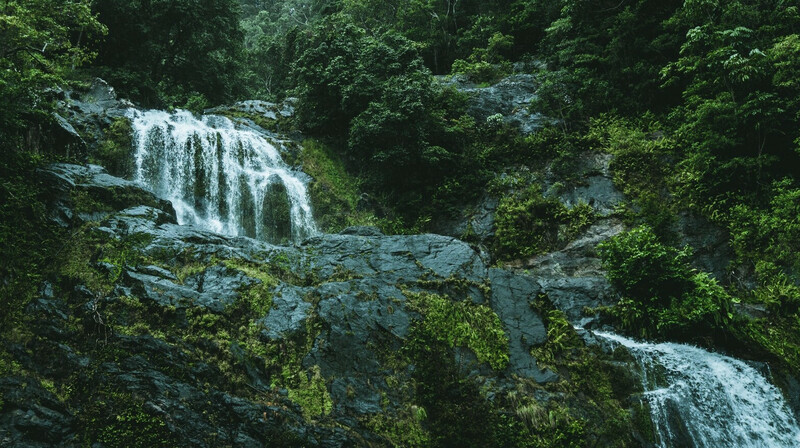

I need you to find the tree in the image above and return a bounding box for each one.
[91,0,244,107]
[0,0,105,143]
[535,0,683,125]
[290,15,476,217]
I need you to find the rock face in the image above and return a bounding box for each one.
[39,163,176,227]
[0,164,561,447]
[438,149,737,330]
[57,78,135,156]
[444,73,549,135]
[519,219,626,325]
[205,99,298,121]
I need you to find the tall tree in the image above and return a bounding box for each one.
[91,0,244,107]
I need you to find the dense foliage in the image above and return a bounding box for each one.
[91,0,245,107]
[0,0,105,142]
[599,226,734,340]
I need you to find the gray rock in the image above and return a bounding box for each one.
[52,113,87,159]
[552,175,625,217]
[39,163,176,227]
[674,211,734,283]
[434,195,498,244]
[489,269,557,382]
[19,164,594,446]
[444,74,549,135]
[511,219,624,325]
[544,152,625,217]
[261,285,313,339]
[538,276,616,326]
[0,378,74,447]
[183,265,257,312]
[206,100,279,120]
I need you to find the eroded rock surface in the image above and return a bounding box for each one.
[1,164,561,447]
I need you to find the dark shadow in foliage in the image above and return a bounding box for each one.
[91,0,245,108]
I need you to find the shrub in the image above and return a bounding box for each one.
[493,184,593,261]
[599,226,733,339]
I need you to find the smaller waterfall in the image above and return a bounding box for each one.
[128,109,317,242]
[596,331,800,447]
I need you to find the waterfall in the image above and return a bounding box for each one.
[595,331,800,447]
[128,109,317,243]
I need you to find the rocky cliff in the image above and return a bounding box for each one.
[0,78,747,447]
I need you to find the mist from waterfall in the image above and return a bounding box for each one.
[128,109,317,243]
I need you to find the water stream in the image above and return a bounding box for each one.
[128,109,316,243]
[595,331,800,447]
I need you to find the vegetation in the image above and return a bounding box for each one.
[3,0,800,445]
[406,291,509,370]
[599,226,734,340]
[493,184,593,261]
[91,0,245,107]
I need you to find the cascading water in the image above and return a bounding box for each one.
[128,109,317,243]
[596,331,800,447]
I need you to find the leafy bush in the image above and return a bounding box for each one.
[450,32,514,84]
[91,118,134,178]
[599,226,733,339]
[407,291,509,370]
[493,184,594,261]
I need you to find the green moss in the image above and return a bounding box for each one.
[299,138,381,232]
[60,224,114,294]
[90,117,134,177]
[631,401,657,445]
[416,274,492,300]
[733,316,800,372]
[286,365,332,419]
[71,189,113,215]
[327,264,363,283]
[524,298,640,447]
[363,405,430,447]
[588,115,677,234]
[95,400,177,448]
[224,253,310,286]
[406,291,508,370]
[172,259,213,284]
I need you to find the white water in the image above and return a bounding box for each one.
[128,109,317,242]
[596,331,800,447]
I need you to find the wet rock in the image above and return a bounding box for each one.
[14,166,577,446]
[309,233,488,296]
[261,285,313,339]
[183,265,257,312]
[513,219,625,325]
[39,163,176,227]
[205,100,280,120]
[259,178,293,243]
[551,175,625,217]
[0,378,75,447]
[52,113,88,159]
[489,269,557,382]
[56,78,134,158]
[444,74,549,135]
[434,195,498,245]
[339,226,384,237]
[673,211,734,283]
